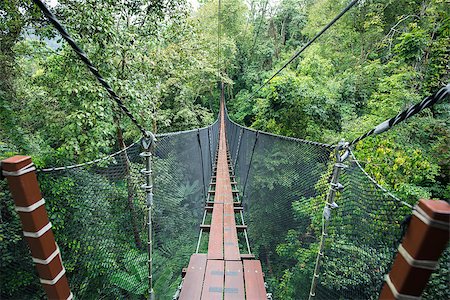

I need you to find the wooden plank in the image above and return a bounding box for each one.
[179,254,207,300]
[235,225,248,231]
[224,261,245,300]
[201,260,225,300]
[208,204,223,260]
[200,224,211,231]
[243,260,267,300]
[223,204,240,261]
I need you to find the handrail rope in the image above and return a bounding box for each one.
[249,0,360,99]
[348,84,449,147]
[32,0,149,137]
[349,150,413,209]
[153,118,219,137]
[38,120,219,172]
[37,140,140,172]
[224,105,333,148]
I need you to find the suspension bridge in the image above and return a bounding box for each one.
[177,94,267,299]
[1,1,449,300]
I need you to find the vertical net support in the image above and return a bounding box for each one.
[223,108,422,299]
[309,143,348,299]
[233,128,244,170]
[140,133,156,300]
[11,121,220,300]
[313,157,413,300]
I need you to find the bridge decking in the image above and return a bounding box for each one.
[178,100,267,300]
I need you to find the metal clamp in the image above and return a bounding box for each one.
[2,162,36,177]
[32,244,60,265]
[141,131,156,151]
[413,205,449,231]
[330,182,344,192]
[140,169,153,175]
[15,198,46,213]
[23,222,52,238]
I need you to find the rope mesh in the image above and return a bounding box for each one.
[1,121,219,300]
[224,110,448,299]
[1,180,44,299]
[2,111,449,299]
[313,159,411,299]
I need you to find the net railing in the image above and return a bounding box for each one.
[224,110,448,300]
[0,120,219,300]
[2,109,449,299]
[1,180,44,299]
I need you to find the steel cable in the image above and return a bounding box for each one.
[249,0,360,99]
[32,0,149,137]
[349,83,449,147]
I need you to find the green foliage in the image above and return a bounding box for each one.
[0,181,44,299]
[0,0,448,298]
[109,250,148,296]
[229,0,449,202]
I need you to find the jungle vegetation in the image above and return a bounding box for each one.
[1,0,448,299]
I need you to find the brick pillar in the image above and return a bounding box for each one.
[379,199,449,300]
[2,155,72,300]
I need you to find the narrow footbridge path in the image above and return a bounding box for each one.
[178,98,267,300]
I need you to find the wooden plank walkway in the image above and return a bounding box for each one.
[178,98,267,300]
[178,254,207,299]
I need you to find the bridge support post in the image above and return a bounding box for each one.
[1,155,72,300]
[308,142,348,300]
[379,199,450,299]
[140,132,156,300]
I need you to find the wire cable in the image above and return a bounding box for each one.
[32,0,149,137]
[349,83,449,147]
[249,0,360,98]
[350,151,412,209]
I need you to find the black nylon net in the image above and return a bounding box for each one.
[1,180,44,299]
[224,110,449,300]
[0,121,219,300]
[2,111,449,300]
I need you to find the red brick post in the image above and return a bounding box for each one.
[379,199,450,299]
[2,155,72,300]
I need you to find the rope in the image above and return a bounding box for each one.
[349,84,449,147]
[32,0,149,137]
[250,0,360,98]
[37,140,139,172]
[225,108,333,148]
[37,120,220,173]
[350,150,413,209]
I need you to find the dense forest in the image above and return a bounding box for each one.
[1,0,448,299]
[2,0,449,205]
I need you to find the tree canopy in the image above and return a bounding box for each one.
[0,0,448,299]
